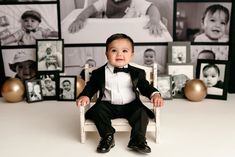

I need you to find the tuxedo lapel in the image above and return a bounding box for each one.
[96,65,106,99]
[128,65,139,88]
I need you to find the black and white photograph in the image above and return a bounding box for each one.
[25,79,43,103]
[175,2,232,42]
[58,75,76,101]
[36,39,64,72]
[1,48,37,81]
[64,47,106,78]
[168,41,190,64]
[167,63,194,98]
[39,73,58,100]
[196,59,228,100]
[64,45,168,77]
[60,0,173,44]
[157,75,172,100]
[190,45,229,67]
[0,4,59,46]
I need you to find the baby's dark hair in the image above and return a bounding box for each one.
[198,49,216,59]
[62,80,71,85]
[144,48,156,53]
[203,64,220,76]
[21,10,41,23]
[202,4,230,24]
[105,33,134,52]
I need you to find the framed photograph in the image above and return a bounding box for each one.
[36,39,64,72]
[157,75,172,100]
[196,59,229,100]
[58,75,76,101]
[38,72,58,100]
[168,42,190,64]
[25,79,43,103]
[175,2,232,42]
[0,48,36,81]
[0,3,59,46]
[190,45,229,65]
[60,0,173,44]
[64,45,168,76]
[167,63,194,98]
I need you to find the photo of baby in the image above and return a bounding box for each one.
[61,0,173,44]
[0,4,59,46]
[176,2,231,42]
[197,59,228,100]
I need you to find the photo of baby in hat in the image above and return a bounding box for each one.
[8,50,37,81]
[1,9,58,46]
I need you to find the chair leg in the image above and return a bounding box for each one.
[81,128,86,143]
[79,105,86,143]
[154,107,160,144]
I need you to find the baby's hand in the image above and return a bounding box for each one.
[144,18,166,36]
[76,96,90,107]
[68,18,85,34]
[151,93,164,107]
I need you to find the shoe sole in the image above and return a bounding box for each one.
[97,143,115,153]
[128,146,151,154]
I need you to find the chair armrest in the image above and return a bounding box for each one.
[153,106,160,123]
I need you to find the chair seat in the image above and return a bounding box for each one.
[84,118,156,132]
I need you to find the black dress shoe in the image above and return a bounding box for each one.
[97,134,115,153]
[128,141,151,153]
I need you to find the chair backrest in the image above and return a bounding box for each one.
[129,62,158,88]
[84,63,158,102]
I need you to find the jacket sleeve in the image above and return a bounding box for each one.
[137,69,159,99]
[77,69,99,100]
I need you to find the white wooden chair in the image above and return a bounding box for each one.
[79,63,161,143]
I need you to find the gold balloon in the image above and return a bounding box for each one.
[1,78,25,103]
[184,79,207,102]
[76,77,85,97]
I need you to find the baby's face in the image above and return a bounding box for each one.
[144,50,155,66]
[63,82,71,91]
[16,60,36,81]
[87,60,96,68]
[106,39,133,68]
[203,67,219,87]
[203,10,227,41]
[46,48,52,54]
[22,17,40,31]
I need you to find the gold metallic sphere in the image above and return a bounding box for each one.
[184,79,207,102]
[76,77,85,97]
[1,78,25,103]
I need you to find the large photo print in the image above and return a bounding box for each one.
[60,0,173,44]
[0,3,59,46]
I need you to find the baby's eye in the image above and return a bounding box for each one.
[122,49,128,53]
[210,19,215,22]
[111,49,117,53]
[220,21,226,25]
[18,65,23,69]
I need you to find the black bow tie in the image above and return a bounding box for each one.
[113,67,129,73]
[25,29,36,34]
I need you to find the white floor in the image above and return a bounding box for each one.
[1,95,235,157]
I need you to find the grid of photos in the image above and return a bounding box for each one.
[0,0,234,101]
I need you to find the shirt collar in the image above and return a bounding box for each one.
[106,62,128,73]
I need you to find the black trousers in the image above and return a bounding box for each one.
[85,99,149,143]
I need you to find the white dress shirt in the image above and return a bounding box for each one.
[101,63,136,105]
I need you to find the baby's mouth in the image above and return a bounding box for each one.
[211,29,221,34]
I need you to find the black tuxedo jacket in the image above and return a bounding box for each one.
[78,64,159,118]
